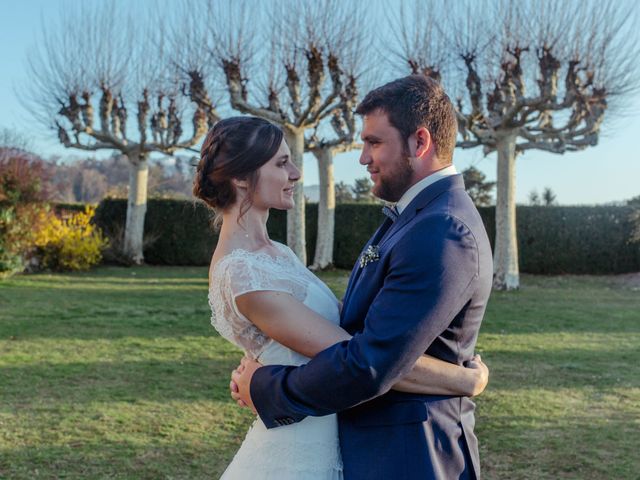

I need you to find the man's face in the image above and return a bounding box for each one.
[359,110,414,202]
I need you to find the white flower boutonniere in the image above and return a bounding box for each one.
[359,245,380,268]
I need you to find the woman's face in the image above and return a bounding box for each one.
[252,139,300,210]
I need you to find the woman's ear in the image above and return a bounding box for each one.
[232,178,248,190]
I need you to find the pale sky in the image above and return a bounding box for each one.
[1,0,639,205]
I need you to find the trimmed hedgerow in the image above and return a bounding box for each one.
[92,199,640,274]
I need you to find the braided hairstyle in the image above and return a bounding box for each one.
[193,117,284,226]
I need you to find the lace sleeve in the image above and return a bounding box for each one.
[208,250,308,358]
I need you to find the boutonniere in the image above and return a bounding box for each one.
[359,245,380,268]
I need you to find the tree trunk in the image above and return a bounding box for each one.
[284,128,306,264]
[493,132,519,290]
[123,152,148,264]
[310,147,335,270]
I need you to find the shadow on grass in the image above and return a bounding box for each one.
[1,407,637,480]
[3,279,208,287]
[1,347,637,409]
[0,358,241,404]
[0,317,215,340]
[0,440,230,480]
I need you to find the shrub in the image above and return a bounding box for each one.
[0,149,49,204]
[33,206,108,271]
[0,150,50,274]
[0,203,49,273]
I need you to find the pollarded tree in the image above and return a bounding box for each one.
[399,0,639,289]
[306,122,359,269]
[24,1,219,263]
[305,60,362,270]
[209,0,366,264]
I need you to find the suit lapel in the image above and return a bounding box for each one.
[341,175,466,322]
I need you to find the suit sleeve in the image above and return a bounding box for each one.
[251,214,480,428]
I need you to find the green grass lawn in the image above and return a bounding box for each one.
[1,267,638,479]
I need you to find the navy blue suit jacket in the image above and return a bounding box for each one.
[251,175,493,479]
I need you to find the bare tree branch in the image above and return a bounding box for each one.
[23,0,224,262]
[208,0,370,263]
[397,0,640,290]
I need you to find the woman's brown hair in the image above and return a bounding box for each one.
[193,116,284,227]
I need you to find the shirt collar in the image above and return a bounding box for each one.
[395,165,458,214]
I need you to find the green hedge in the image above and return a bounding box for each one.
[333,203,387,268]
[95,199,215,265]
[93,199,640,274]
[514,206,640,274]
[314,204,639,274]
[93,199,320,265]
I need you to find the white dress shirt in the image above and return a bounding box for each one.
[395,165,458,214]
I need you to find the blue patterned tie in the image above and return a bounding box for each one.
[382,205,399,222]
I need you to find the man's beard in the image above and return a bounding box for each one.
[373,152,414,203]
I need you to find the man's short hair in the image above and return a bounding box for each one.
[356,75,458,163]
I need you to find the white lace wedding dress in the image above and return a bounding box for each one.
[208,241,343,479]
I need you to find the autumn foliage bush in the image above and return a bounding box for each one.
[1,148,107,273]
[0,148,49,273]
[33,206,108,271]
[0,202,48,273]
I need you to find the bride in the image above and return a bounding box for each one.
[194,117,488,479]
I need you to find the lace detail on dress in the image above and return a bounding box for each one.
[208,243,311,358]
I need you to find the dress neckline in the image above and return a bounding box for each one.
[210,241,294,278]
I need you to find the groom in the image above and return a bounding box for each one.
[232,75,493,479]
